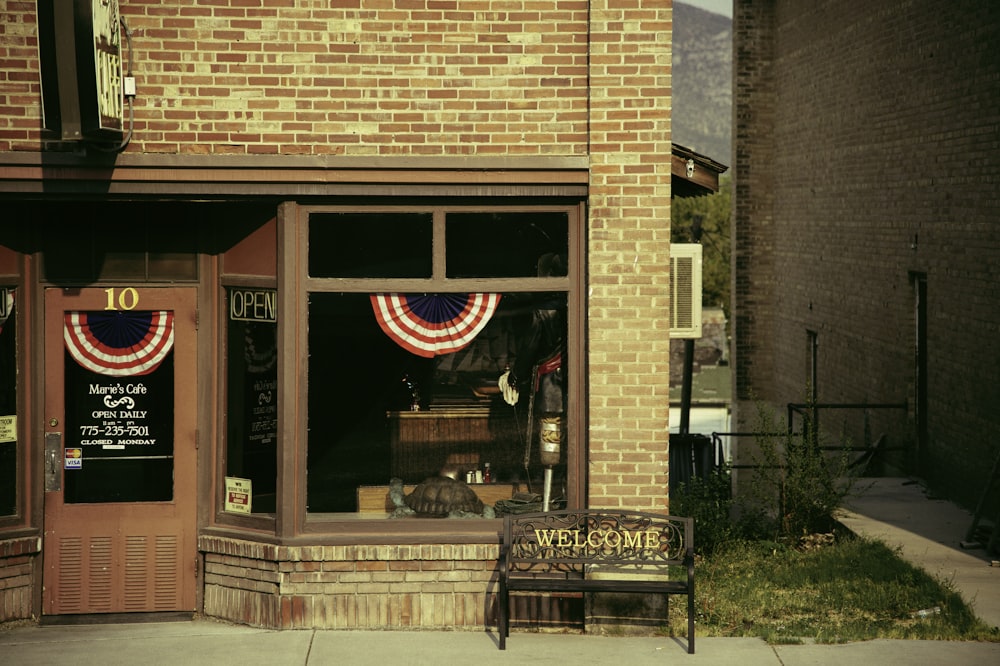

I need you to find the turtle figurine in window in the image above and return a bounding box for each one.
[389,476,495,519]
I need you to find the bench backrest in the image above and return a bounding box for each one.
[502,509,694,575]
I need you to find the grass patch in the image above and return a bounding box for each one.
[668,403,998,644]
[669,533,999,643]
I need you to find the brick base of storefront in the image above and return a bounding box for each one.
[0,536,40,622]
[199,536,502,630]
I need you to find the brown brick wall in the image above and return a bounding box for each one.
[1,0,674,513]
[730,0,778,484]
[585,0,673,512]
[733,0,1000,507]
[0,536,40,622]
[1,0,676,629]
[200,536,499,629]
[731,0,774,410]
[1,0,590,156]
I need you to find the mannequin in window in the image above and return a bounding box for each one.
[498,253,567,510]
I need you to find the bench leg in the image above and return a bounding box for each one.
[687,592,695,654]
[498,584,508,650]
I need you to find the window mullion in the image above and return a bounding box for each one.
[432,210,446,279]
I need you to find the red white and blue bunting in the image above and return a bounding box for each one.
[371,293,501,358]
[64,311,175,376]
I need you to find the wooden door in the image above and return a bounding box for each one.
[42,287,197,615]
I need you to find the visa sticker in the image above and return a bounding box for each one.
[64,448,82,469]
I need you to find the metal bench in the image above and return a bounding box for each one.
[497,509,695,653]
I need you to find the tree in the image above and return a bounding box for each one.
[672,175,731,316]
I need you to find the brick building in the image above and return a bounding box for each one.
[732,1,1000,514]
[0,0,708,630]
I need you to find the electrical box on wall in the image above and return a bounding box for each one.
[670,243,703,339]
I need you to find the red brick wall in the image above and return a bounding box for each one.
[0,537,40,622]
[1,0,591,156]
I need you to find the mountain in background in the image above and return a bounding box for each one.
[674,3,733,167]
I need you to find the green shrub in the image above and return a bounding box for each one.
[740,401,854,542]
[673,466,737,555]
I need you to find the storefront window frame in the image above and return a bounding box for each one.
[214,276,279,533]
[283,202,587,539]
[0,280,23,531]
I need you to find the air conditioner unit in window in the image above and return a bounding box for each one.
[670,243,703,339]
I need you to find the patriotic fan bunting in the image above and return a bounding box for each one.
[64,311,175,376]
[371,293,501,358]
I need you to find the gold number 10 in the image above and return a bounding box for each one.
[104,287,139,311]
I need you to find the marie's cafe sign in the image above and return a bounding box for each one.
[37,0,124,141]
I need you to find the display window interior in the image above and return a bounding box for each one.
[0,288,16,518]
[224,289,278,515]
[305,209,575,518]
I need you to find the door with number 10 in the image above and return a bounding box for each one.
[42,287,197,615]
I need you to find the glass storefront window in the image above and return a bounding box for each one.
[304,208,575,517]
[224,288,278,514]
[0,288,16,517]
[445,212,569,278]
[309,212,433,278]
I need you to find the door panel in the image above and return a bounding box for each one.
[43,287,197,615]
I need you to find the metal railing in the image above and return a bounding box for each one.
[688,401,910,471]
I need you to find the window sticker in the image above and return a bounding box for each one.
[64,447,82,469]
[225,476,252,514]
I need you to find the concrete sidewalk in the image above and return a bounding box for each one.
[3,476,999,665]
[2,621,1000,666]
[838,476,1000,630]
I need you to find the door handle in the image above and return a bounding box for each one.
[45,432,62,492]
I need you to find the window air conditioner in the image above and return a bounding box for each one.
[670,243,703,339]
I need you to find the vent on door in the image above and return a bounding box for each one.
[670,243,703,339]
[56,537,84,613]
[53,534,114,613]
